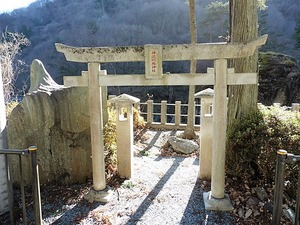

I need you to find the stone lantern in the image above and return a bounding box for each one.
[195,88,214,180]
[109,94,140,179]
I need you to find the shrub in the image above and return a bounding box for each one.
[226,109,267,179]
[226,105,300,198]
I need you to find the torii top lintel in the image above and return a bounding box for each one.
[55,35,267,63]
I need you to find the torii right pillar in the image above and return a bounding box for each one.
[203,59,233,211]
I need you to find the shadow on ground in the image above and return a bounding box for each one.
[180,179,235,225]
[125,157,184,224]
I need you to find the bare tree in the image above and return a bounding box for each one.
[0,31,30,102]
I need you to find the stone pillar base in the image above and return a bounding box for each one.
[84,186,114,203]
[203,191,233,211]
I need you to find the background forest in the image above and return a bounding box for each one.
[0,0,299,101]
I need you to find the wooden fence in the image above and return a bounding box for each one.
[109,94,300,130]
[137,100,201,130]
[137,101,300,130]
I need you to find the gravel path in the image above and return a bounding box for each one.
[2,129,235,225]
[113,156,234,225]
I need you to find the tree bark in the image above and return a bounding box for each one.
[227,0,258,125]
[183,0,197,139]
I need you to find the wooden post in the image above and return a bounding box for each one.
[161,100,167,125]
[29,146,42,225]
[147,100,153,125]
[175,101,181,126]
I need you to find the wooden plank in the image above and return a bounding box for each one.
[55,35,268,63]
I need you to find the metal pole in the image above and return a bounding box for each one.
[29,146,42,225]
[0,148,29,155]
[295,168,300,225]
[5,154,14,225]
[19,155,27,224]
[272,149,287,225]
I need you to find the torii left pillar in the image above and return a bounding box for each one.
[84,63,113,203]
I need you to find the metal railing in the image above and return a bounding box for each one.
[0,146,42,225]
[273,149,300,225]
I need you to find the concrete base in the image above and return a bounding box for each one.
[203,191,233,211]
[84,186,114,203]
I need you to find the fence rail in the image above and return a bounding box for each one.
[273,150,300,225]
[138,100,201,129]
[0,146,42,225]
[138,101,299,130]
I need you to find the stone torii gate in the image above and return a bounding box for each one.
[56,35,267,207]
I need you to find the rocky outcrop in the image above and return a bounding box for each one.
[8,60,92,185]
[258,52,300,105]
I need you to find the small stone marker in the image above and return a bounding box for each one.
[195,87,214,180]
[109,94,140,179]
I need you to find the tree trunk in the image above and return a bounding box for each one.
[183,0,197,139]
[227,0,258,125]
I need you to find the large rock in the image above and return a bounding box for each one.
[8,60,92,185]
[168,136,198,154]
[258,52,300,105]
